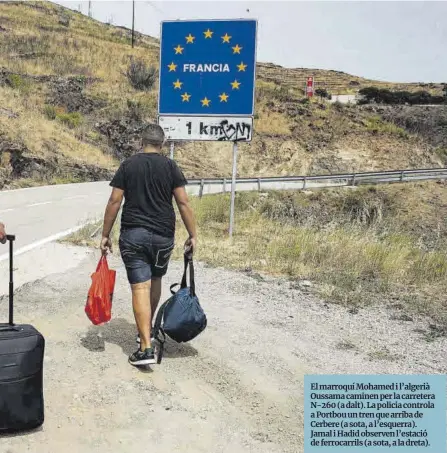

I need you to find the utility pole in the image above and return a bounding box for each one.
[131,0,135,48]
[88,0,92,18]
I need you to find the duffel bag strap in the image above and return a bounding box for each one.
[180,252,196,297]
[152,299,170,344]
[180,253,189,289]
[170,283,180,295]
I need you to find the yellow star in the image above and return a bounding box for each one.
[181,92,191,102]
[232,44,242,54]
[222,33,231,43]
[174,44,184,54]
[237,62,247,72]
[201,97,211,107]
[231,80,241,90]
[185,34,195,44]
[173,79,183,89]
[219,93,229,102]
[203,29,213,39]
[168,62,177,72]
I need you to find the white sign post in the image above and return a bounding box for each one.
[228,142,238,237]
[157,19,257,238]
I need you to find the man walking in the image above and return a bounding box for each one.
[100,123,197,366]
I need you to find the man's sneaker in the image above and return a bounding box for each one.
[128,348,156,366]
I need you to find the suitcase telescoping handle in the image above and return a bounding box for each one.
[0,235,19,331]
[6,235,15,326]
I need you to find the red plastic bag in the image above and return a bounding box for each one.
[85,256,116,325]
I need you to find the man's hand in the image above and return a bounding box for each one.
[100,236,113,256]
[0,222,6,244]
[184,236,197,255]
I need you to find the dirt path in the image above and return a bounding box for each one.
[2,248,446,453]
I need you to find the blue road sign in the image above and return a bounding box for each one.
[158,19,257,116]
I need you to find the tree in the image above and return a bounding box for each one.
[315,88,330,100]
[358,86,443,105]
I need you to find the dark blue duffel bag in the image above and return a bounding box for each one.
[152,253,206,363]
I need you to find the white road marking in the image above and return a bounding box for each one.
[27,201,52,207]
[0,222,95,263]
[0,209,14,214]
[65,195,88,200]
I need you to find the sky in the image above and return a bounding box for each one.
[54,1,447,83]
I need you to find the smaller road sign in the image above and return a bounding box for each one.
[159,116,253,141]
[306,76,314,97]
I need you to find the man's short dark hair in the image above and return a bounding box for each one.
[142,123,165,148]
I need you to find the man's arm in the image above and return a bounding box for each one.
[0,222,6,244]
[173,186,197,253]
[100,187,124,254]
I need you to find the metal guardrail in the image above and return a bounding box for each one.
[186,167,447,195]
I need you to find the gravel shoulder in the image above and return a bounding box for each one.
[1,247,446,453]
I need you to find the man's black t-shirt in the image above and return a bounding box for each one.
[110,152,187,238]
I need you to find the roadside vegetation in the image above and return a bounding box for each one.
[1,1,445,191]
[3,2,447,334]
[65,181,447,332]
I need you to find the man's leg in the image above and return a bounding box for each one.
[150,277,162,325]
[149,234,174,324]
[131,280,152,351]
[120,228,156,366]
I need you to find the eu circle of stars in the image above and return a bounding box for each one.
[159,20,257,116]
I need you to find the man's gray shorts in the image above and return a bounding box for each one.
[119,227,175,284]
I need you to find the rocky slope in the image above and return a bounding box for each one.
[0,1,445,189]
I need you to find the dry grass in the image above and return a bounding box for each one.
[0,1,158,103]
[257,63,445,96]
[0,0,444,187]
[64,215,120,248]
[0,87,117,168]
[65,185,447,329]
[255,110,292,136]
[364,116,409,138]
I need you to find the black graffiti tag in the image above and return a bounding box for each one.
[217,120,251,141]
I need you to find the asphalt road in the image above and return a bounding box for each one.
[0,178,228,261]
[0,182,111,261]
[0,178,233,262]
[0,178,316,260]
[2,169,445,260]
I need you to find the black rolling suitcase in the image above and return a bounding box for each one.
[0,235,45,433]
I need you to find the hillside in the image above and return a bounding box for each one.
[257,63,444,96]
[0,0,445,189]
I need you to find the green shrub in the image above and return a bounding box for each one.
[6,74,25,89]
[315,88,331,100]
[57,112,84,129]
[126,58,157,91]
[193,194,230,224]
[365,116,408,138]
[332,100,343,110]
[59,15,70,27]
[44,105,57,120]
[359,86,444,105]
